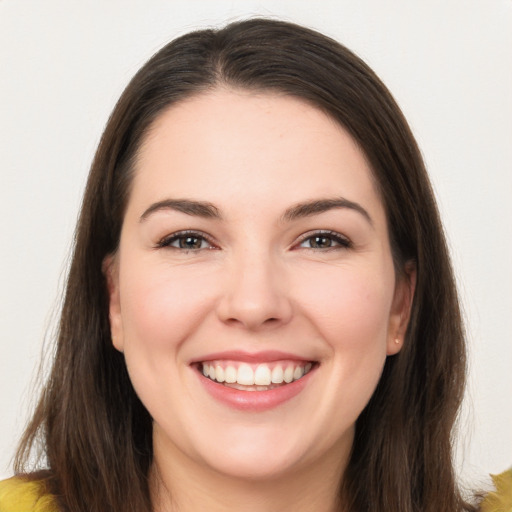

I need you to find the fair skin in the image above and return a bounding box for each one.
[106,89,415,511]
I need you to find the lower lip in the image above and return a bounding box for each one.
[197,369,314,412]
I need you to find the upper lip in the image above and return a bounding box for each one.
[189,350,314,364]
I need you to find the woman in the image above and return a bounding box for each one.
[0,18,507,512]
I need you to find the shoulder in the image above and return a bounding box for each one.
[0,476,58,512]
[480,468,512,512]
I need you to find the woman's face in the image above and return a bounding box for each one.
[107,89,413,482]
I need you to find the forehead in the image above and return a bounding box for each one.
[130,89,385,224]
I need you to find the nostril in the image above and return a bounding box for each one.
[222,314,285,330]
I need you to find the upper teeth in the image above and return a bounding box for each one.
[202,361,313,386]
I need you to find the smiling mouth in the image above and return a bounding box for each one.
[198,360,316,391]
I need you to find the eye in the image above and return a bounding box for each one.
[298,231,351,250]
[157,231,215,251]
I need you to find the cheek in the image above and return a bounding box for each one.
[118,260,220,356]
[296,263,394,350]
[116,261,222,425]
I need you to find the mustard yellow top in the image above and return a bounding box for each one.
[480,469,512,512]
[1,469,511,511]
[0,477,57,511]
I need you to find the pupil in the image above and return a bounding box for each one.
[312,236,331,248]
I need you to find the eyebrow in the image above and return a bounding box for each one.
[282,197,373,226]
[140,199,221,221]
[139,196,373,226]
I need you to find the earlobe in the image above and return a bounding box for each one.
[387,261,417,355]
[102,254,124,353]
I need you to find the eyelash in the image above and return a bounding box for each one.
[156,230,217,251]
[156,230,352,252]
[296,230,352,251]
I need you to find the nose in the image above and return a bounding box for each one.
[216,250,293,331]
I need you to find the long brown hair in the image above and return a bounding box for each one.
[15,18,475,511]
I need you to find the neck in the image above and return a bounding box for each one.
[149,436,349,512]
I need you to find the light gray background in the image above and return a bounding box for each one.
[1,0,511,489]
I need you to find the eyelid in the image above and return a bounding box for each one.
[155,229,351,251]
[156,230,218,250]
[294,230,352,250]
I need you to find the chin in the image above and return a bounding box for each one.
[203,448,304,482]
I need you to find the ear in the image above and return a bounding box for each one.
[386,261,416,355]
[102,254,124,353]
